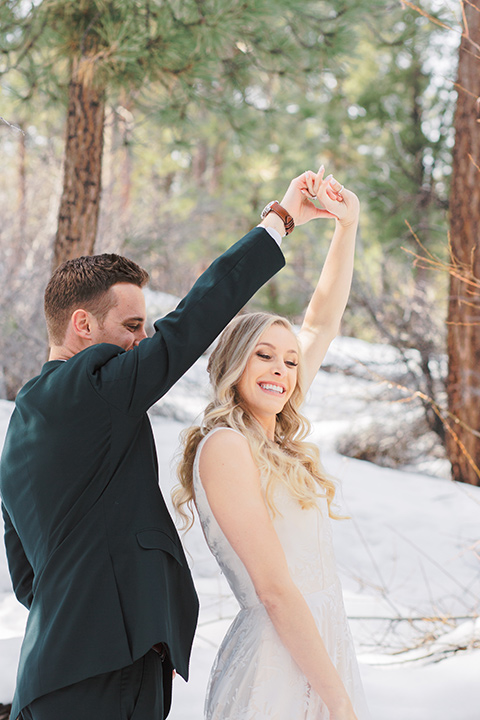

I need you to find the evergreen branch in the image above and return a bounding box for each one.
[285,22,329,52]
[1,12,50,76]
[79,9,102,56]
[162,0,209,29]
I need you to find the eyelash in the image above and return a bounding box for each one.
[256,352,298,368]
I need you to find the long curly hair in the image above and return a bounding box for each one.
[173,312,342,529]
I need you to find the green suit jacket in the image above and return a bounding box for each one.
[0,228,284,719]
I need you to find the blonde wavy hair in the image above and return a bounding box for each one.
[173,312,342,529]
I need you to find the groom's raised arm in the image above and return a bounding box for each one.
[88,169,330,415]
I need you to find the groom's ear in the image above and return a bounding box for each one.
[71,309,94,340]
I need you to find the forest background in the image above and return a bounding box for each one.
[0,0,478,485]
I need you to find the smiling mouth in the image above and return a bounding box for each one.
[259,383,285,394]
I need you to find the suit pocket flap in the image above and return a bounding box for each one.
[136,529,184,566]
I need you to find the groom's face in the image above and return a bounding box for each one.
[89,282,148,351]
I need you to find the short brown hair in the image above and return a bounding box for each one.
[44,254,149,346]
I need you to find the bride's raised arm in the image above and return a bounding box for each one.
[297,171,360,393]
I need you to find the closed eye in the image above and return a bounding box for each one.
[256,352,272,360]
[286,360,298,367]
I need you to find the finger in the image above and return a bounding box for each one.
[313,164,325,195]
[304,170,316,198]
[320,174,344,203]
[325,187,339,202]
[327,174,344,198]
[333,183,344,201]
[290,171,310,189]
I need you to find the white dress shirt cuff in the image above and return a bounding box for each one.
[257,225,282,247]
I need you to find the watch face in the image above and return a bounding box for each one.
[261,201,276,219]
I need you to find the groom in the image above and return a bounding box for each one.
[0,170,330,720]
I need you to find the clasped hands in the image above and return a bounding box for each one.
[280,166,360,229]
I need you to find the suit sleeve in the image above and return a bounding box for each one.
[2,503,34,609]
[89,227,285,416]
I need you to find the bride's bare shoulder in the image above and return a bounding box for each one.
[200,428,258,486]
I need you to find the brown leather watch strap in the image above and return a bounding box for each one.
[261,201,295,235]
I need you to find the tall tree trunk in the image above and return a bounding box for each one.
[446,1,480,485]
[53,58,106,269]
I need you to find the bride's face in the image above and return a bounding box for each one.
[236,324,299,428]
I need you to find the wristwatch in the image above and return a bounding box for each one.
[260,201,295,235]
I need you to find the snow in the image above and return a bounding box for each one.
[0,338,479,719]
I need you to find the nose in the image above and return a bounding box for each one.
[272,361,286,377]
[134,328,148,346]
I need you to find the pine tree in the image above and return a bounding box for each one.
[445,0,480,485]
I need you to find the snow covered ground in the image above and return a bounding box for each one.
[0,336,479,719]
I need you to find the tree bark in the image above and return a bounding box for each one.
[53,58,106,269]
[446,0,480,485]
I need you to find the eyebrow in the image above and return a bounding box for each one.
[257,341,298,354]
[123,316,145,323]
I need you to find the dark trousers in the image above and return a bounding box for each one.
[20,650,173,720]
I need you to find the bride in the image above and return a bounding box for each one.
[174,168,371,719]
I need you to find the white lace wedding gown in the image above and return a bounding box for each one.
[193,427,371,720]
